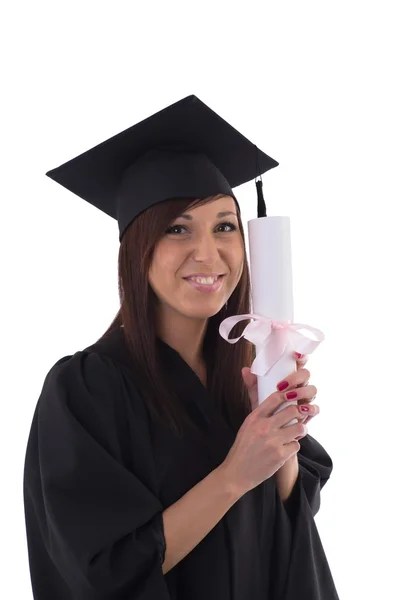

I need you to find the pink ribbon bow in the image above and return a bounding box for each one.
[219,314,325,377]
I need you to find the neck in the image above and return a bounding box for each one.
[155,305,208,374]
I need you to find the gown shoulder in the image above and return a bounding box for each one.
[23,347,171,599]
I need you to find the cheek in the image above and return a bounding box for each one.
[149,245,178,285]
[232,248,244,280]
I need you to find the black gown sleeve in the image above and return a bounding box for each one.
[272,434,340,600]
[23,351,171,600]
[283,433,333,519]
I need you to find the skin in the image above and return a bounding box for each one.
[242,354,320,502]
[241,353,320,425]
[148,195,244,379]
[149,194,319,427]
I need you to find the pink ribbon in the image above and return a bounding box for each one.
[219,314,325,377]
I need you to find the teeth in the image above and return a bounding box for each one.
[190,276,218,285]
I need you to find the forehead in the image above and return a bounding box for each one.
[185,195,237,216]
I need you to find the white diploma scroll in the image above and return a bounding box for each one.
[219,216,325,428]
[247,217,298,425]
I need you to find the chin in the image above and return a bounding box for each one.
[180,303,224,320]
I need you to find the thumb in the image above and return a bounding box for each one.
[242,367,257,388]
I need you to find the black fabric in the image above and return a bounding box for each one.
[23,327,339,599]
[45,95,279,241]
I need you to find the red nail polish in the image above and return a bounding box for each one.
[286,391,298,400]
[300,405,309,412]
[294,352,303,358]
[277,380,289,391]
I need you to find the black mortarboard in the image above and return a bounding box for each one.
[46,95,279,242]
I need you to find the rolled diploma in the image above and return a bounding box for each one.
[247,216,298,427]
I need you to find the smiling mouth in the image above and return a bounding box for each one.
[183,274,225,291]
[183,275,225,281]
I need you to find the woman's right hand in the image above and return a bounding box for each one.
[219,369,317,497]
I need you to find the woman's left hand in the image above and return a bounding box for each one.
[241,352,319,425]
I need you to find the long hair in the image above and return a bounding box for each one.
[99,194,255,438]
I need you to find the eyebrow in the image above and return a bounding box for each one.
[179,211,238,220]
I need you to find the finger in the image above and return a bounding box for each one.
[296,357,308,370]
[298,384,317,401]
[296,362,308,376]
[242,367,257,388]
[297,393,318,406]
[245,367,257,387]
[276,367,311,391]
[299,404,320,425]
[298,402,320,419]
[257,383,317,419]
[294,352,309,366]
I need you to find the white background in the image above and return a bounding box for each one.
[2,1,399,598]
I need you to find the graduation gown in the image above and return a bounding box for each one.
[23,326,339,599]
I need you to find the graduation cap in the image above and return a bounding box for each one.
[46,95,279,242]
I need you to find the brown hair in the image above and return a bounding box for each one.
[99,194,255,438]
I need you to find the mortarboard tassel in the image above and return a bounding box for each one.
[256,178,266,218]
[255,145,267,218]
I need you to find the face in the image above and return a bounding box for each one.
[148,196,244,320]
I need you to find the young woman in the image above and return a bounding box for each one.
[23,96,339,599]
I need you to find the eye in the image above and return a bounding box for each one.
[218,221,238,233]
[165,221,238,235]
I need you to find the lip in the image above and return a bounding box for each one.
[183,273,225,278]
[184,274,225,294]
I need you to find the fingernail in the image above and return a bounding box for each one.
[294,352,303,358]
[299,405,309,413]
[286,391,298,400]
[277,380,289,391]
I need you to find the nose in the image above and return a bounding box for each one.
[190,231,222,263]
